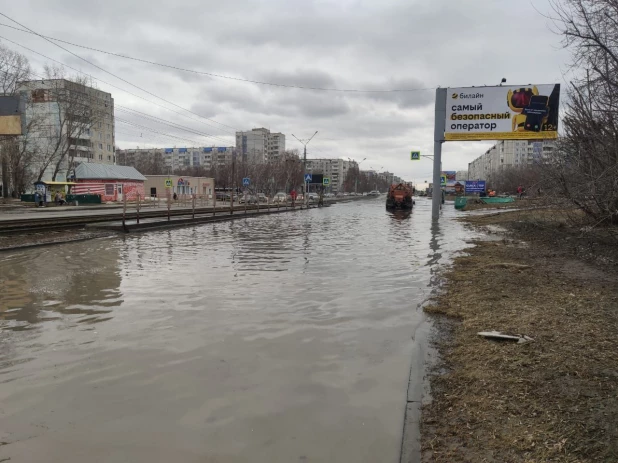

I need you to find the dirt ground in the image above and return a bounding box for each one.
[421,207,618,462]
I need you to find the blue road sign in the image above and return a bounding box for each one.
[465,180,486,193]
[323,177,330,186]
[304,174,312,183]
[242,177,250,186]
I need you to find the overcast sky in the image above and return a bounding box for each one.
[3,0,571,183]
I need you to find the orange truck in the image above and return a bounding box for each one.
[386,183,414,210]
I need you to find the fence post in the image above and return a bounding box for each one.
[167,190,171,221]
[137,193,140,224]
[122,194,127,229]
[192,194,196,219]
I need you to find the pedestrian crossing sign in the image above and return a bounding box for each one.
[165,179,172,188]
[323,177,330,186]
[411,151,420,161]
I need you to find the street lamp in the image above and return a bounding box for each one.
[292,131,318,208]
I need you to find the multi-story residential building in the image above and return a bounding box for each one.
[379,171,395,185]
[235,128,285,163]
[456,170,469,181]
[18,79,115,181]
[116,146,235,173]
[468,140,556,182]
[305,158,356,192]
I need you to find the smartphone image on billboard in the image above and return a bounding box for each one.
[522,95,549,132]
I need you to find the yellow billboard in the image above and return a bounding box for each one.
[445,84,560,141]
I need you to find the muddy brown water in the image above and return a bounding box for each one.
[0,199,477,462]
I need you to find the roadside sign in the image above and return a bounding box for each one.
[242,177,250,186]
[465,180,486,193]
[0,96,23,135]
[304,174,312,183]
[440,174,447,186]
[323,177,330,186]
[411,151,420,161]
[444,84,560,141]
[165,179,172,188]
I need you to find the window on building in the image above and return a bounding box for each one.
[108,155,111,161]
[99,133,102,140]
[107,134,110,139]
[98,122,102,129]
[99,143,103,149]
[99,154,103,160]
[105,184,114,196]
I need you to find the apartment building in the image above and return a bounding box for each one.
[18,79,115,181]
[235,128,285,163]
[117,146,235,173]
[456,170,469,181]
[305,158,356,192]
[468,139,556,181]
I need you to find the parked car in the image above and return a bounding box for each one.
[216,192,231,201]
[307,193,318,201]
[273,192,290,203]
[239,194,257,204]
[257,193,268,203]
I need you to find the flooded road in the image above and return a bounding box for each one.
[0,199,476,462]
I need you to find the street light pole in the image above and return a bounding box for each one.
[292,131,318,208]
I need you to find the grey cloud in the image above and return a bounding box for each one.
[10,0,571,177]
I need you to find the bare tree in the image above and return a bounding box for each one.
[0,44,32,197]
[490,166,541,195]
[545,0,618,224]
[0,44,30,94]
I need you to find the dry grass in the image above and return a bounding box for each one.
[421,212,618,462]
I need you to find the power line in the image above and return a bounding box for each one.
[0,14,238,132]
[0,34,243,139]
[116,118,207,146]
[2,60,230,149]
[0,22,437,94]
[115,106,232,145]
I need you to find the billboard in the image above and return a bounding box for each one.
[465,180,486,193]
[445,84,560,141]
[0,96,23,135]
[309,174,323,184]
[443,171,456,182]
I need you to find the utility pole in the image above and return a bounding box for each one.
[292,131,318,208]
[432,88,447,221]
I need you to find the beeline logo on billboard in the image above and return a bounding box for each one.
[451,93,458,99]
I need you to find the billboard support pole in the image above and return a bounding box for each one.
[432,88,447,221]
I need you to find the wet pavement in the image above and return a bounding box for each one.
[0,198,477,462]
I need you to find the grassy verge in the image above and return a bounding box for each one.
[421,208,618,462]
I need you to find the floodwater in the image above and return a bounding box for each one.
[0,199,476,463]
